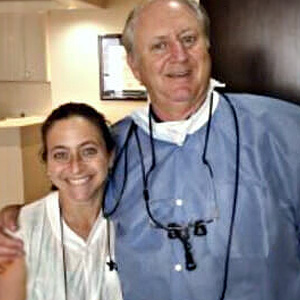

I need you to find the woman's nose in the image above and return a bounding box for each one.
[69,153,83,173]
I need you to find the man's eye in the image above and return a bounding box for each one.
[182,35,197,47]
[53,152,69,162]
[151,42,167,52]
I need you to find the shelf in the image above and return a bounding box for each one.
[0,115,46,128]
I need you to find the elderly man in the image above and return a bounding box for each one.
[0,1,300,300]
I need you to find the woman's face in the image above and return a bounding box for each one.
[46,116,112,204]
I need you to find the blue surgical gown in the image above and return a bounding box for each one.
[106,93,300,300]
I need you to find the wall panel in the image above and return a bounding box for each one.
[201,0,300,104]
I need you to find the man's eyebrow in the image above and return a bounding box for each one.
[150,28,197,40]
[179,28,198,35]
[150,35,168,41]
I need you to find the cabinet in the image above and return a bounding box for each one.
[0,127,24,210]
[0,13,48,82]
[0,121,51,210]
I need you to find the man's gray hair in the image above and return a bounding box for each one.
[122,0,210,55]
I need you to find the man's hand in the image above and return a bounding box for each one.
[0,205,24,273]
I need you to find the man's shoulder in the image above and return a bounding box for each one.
[219,93,300,130]
[111,116,134,146]
[219,92,300,153]
[223,93,300,117]
[111,115,133,130]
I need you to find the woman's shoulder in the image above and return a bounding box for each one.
[20,192,57,218]
[18,192,58,237]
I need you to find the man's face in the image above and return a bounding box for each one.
[128,0,211,120]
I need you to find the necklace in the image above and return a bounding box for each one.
[58,200,117,300]
[59,202,69,300]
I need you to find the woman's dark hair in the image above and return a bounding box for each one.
[41,102,115,162]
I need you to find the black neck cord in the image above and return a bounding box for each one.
[59,203,69,300]
[218,93,240,300]
[133,110,169,231]
[106,218,118,271]
[59,201,118,296]
[200,91,240,298]
[133,98,216,272]
[202,93,215,177]
[146,105,157,182]
[103,120,137,218]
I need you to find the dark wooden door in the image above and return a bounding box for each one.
[201,0,300,104]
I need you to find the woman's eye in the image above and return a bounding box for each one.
[53,151,69,162]
[81,147,98,158]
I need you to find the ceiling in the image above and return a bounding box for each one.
[0,0,108,12]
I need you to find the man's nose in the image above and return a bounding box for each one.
[170,40,188,61]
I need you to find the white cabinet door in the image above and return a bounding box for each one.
[0,128,24,210]
[0,14,25,81]
[0,13,48,82]
[23,13,48,81]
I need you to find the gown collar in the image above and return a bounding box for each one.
[130,79,225,146]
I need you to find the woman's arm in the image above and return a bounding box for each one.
[0,257,26,300]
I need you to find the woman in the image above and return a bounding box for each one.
[0,103,122,300]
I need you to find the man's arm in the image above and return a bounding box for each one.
[0,205,24,272]
[0,257,26,300]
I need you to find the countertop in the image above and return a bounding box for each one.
[0,115,46,128]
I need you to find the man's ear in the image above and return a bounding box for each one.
[127,54,142,83]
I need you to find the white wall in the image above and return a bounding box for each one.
[48,0,146,123]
